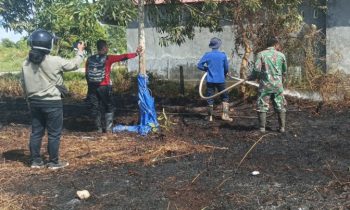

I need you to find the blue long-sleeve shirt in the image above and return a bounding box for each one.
[197,49,229,83]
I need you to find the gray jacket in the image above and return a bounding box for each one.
[21,52,84,101]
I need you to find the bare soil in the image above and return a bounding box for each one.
[0,97,349,210]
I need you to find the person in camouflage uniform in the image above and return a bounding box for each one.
[248,36,287,133]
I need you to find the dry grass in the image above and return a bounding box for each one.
[65,80,88,99]
[0,191,23,210]
[142,140,211,165]
[318,71,349,102]
[0,74,23,98]
[0,124,214,208]
[0,126,213,171]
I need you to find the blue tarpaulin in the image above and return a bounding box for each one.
[112,74,159,135]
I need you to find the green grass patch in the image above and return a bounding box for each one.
[0,67,219,102]
[0,45,28,72]
[63,72,86,81]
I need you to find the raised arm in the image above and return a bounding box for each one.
[108,53,138,64]
[60,42,85,72]
[108,46,141,64]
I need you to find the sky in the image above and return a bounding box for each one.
[0,27,26,42]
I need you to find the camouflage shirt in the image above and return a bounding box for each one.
[251,47,287,93]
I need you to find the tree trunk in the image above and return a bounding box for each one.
[138,0,146,75]
[239,31,252,96]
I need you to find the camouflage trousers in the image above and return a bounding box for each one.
[257,90,286,113]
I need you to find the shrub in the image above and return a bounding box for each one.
[111,65,135,93]
[1,38,16,48]
[63,72,86,81]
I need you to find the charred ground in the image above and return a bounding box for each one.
[0,97,349,210]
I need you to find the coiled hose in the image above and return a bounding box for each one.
[198,72,259,100]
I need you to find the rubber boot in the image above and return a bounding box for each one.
[278,112,286,133]
[221,102,233,122]
[258,112,266,133]
[94,113,103,133]
[207,105,214,122]
[105,112,114,133]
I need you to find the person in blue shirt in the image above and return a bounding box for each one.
[197,37,232,122]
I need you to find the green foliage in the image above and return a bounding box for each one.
[147,0,304,84]
[15,39,28,49]
[0,0,136,56]
[96,0,137,26]
[0,0,34,33]
[148,2,225,46]
[63,72,86,81]
[65,80,88,99]
[106,26,127,54]
[111,65,135,93]
[0,40,28,72]
[157,108,176,132]
[1,38,16,48]
[34,0,108,56]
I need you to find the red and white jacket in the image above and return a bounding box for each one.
[85,53,138,86]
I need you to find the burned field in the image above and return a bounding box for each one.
[0,98,349,210]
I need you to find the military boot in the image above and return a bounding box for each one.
[277,112,286,133]
[105,112,114,133]
[207,105,214,122]
[221,102,233,122]
[94,113,103,133]
[258,112,266,133]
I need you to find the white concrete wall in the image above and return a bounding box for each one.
[327,0,350,74]
[127,25,243,80]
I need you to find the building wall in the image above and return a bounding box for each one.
[127,21,243,80]
[327,0,350,74]
[127,1,349,79]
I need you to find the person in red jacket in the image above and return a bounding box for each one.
[86,39,141,133]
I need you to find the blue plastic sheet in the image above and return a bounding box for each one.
[112,74,159,135]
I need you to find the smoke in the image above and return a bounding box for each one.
[283,89,323,101]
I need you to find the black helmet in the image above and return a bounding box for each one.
[28,29,56,52]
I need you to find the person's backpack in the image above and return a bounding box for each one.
[87,54,107,83]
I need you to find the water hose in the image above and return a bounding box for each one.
[198,72,258,100]
[199,72,324,101]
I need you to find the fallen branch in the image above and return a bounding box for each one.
[203,145,229,150]
[191,171,205,184]
[237,133,276,168]
[326,161,345,186]
[152,153,192,163]
[215,176,233,190]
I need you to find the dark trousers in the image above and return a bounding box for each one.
[29,107,63,164]
[206,82,229,105]
[89,84,114,116]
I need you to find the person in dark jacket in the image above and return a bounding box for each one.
[86,40,141,133]
[21,29,85,169]
[197,37,232,122]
